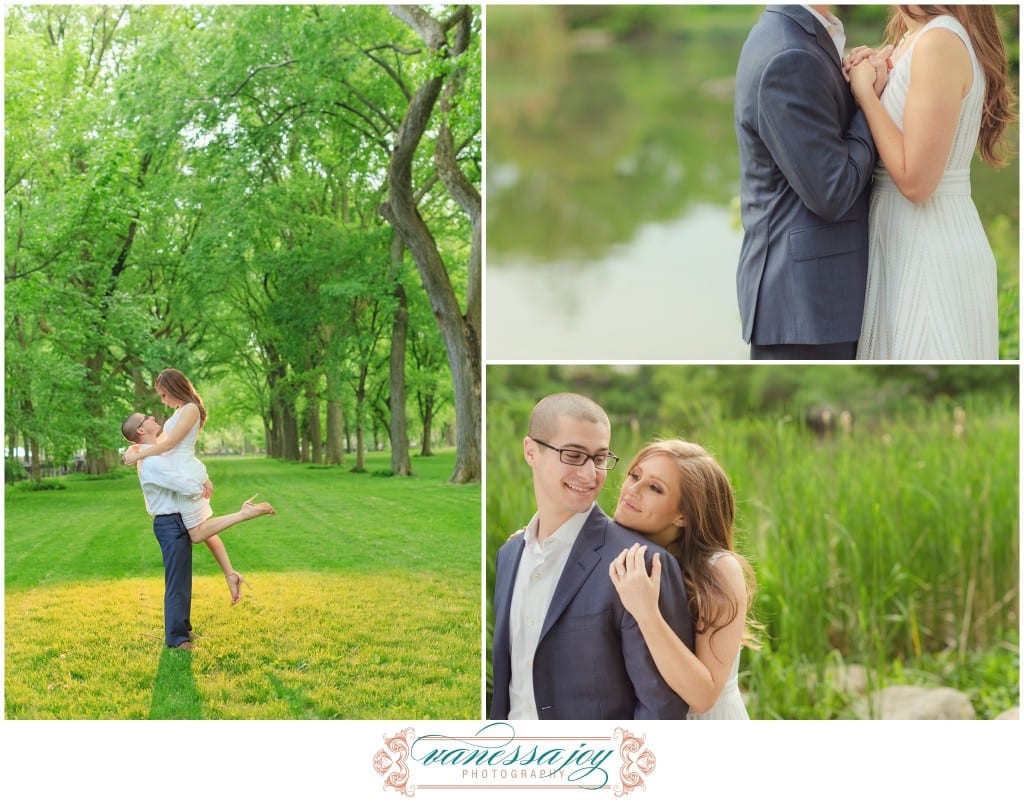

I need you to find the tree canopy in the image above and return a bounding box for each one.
[5,4,481,481]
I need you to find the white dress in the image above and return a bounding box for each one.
[142,403,212,529]
[687,551,749,720]
[857,15,998,360]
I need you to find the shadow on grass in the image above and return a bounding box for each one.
[149,648,202,719]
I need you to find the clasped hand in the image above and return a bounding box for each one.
[844,44,895,100]
[609,543,662,623]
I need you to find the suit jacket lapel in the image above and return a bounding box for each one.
[495,536,526,627]
[538,506,606,643]
[771,4,843,71]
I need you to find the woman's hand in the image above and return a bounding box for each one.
[122,444,144,466]
[848,45,894,100]
[843,45,875,76]
[609,543,662,624]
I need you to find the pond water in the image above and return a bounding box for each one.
[486,204,747,360]
[486,25,752,361]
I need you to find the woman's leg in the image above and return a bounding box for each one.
[188,510,247,544]
[203,535,234,575]
[187,495,275,544]
[203,536,245,604]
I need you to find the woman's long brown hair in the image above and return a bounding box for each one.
[156,368,208,428]
[627,440,761,654]
[887,5,1017,167]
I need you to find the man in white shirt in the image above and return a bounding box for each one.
[122,411,259,650]
[490,393,694,719]
[122,412,212,650]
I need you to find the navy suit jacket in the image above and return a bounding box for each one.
[734,5,876,345]
[490,505,695,720]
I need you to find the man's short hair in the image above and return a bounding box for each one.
[121,413,144,444]
[528,392,610,441]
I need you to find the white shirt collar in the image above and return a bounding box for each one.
[803,6,846,59]
[524,503,593,551]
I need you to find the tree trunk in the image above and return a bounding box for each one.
[382,4,480,484]
[28,436,41,482]
[389,232,413,475]
[306,382,323,464]
[325,376,345,466]
[420,392,434,457]
[353,366,368,471]
[281,401,300,461]
[83,352,115,475]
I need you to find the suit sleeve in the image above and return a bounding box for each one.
[139,455,206,498]
[758,48,875,221]
[624,549,693,719]
[488,539,516,720]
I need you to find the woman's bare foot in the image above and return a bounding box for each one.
[241,494,275,520]
[226,571,248,605]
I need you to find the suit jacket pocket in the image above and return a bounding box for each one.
[790,220,862,261]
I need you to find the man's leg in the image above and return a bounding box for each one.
[153,513,193,648]
[750,341,857,360]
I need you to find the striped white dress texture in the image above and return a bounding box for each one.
[857,15,999,360]
[686,552,749,720]
[158,403,212,529]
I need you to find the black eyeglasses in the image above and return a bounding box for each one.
[531,437,619,471]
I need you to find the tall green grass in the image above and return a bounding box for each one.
[485,401,1019,719]
[5,452,481,719]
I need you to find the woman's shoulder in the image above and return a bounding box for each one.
[178,402,201,420]
[707,551,745,585]
[916,16,972,54]
[927,14,968,34]
[166,401,197,416]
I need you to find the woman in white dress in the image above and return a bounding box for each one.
[124,368,275,603]
[608,440,759,719]
[847,6,1015,360]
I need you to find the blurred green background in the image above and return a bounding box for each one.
[485,364,1020,719]
[485,5,1019,360]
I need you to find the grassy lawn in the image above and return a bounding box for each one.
[5,452,481,720]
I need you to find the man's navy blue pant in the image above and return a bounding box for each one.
[153,513,192,647]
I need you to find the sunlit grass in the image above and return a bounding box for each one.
[5,452,481,720]
[6,571,476,719]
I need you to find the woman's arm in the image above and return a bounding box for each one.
[123,443,146,463]
[138,447,208,498]
[610,543,747,714]
[123,403,199,465]
[850,28,972,204]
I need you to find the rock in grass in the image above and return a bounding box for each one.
[854,685,975,720]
